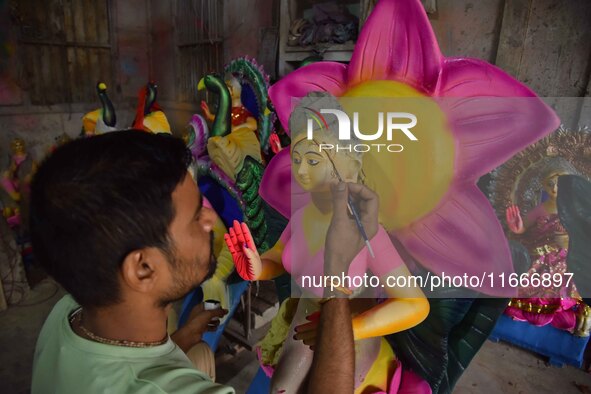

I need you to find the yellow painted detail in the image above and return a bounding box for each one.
[341,80,455,230]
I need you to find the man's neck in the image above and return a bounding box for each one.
[79,300,170,344]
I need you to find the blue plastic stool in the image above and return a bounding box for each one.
[489,314,590,367]
[246,367,271,394]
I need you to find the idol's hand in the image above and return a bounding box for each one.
[200,100,214,122]
[224,220,262,280]
[269,132,282,154]
[325,182,379,277]
[506,204,525,234]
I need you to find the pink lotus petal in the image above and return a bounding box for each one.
[550,309,577,331]
[437,59,560,182]
[520,311,553,327]
[269,62,348,134]
[348,0,442,93]
[262,0,560,300]
[395,184,516,297]
[436,58,539,97]
[259,148,310,218]
[505,306,526,322]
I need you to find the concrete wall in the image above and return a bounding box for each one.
[223,0,275,61]
[428,0,505,63]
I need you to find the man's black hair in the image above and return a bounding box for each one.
[30,130,193,308]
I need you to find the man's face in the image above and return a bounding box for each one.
[160,173,217,304]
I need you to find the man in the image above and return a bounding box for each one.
[30,131,377,393]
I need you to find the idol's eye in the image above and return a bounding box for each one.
[293,157,302,165]
[307,159,319,166]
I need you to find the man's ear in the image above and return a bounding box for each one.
[121,248,164,293]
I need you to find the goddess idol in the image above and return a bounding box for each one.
[226,92,429,393]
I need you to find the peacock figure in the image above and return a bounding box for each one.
[178,59,286,349]
[81,82,117,136]
[186,57,281,253]
[132,81,171,134]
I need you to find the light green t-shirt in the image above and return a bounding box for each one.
[31,295,234,394]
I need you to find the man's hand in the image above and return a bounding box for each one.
[170,303,227,353]
[307,182,378,393]
[324,182,379,277]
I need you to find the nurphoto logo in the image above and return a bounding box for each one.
[305,107,418,153]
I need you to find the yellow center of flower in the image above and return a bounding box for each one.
[341,80,455,230]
